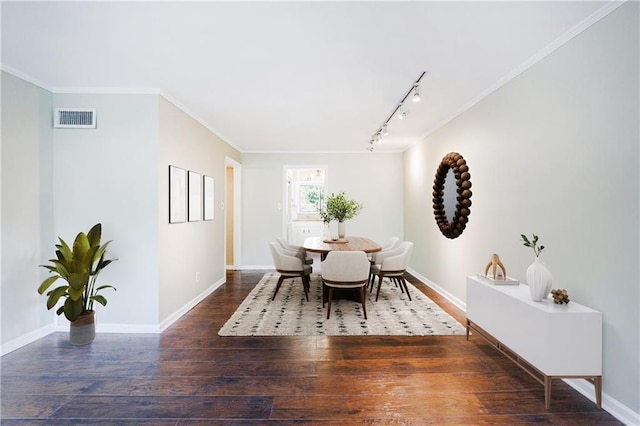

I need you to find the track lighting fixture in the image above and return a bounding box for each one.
[367,71,427,152]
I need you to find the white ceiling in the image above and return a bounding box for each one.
[1,1,617,153]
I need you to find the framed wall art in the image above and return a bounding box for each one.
[188,170,202,222]
[204,175,214,220]
[169,165,187,223]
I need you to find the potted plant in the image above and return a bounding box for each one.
[37,223,117,345]
[324,192,363,238]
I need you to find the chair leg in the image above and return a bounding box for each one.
[400,276,411,301]
[301,274,309,302]
[375,273,384,301]
[360,286,367,319]
[326,287,335,319]
[272,276,285,300]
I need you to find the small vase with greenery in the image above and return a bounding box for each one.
[37,223,117,344]
[520,233,552,301]
[324,192,363,238]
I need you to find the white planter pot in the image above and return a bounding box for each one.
[338,221,346,239]
[526,257,552,302]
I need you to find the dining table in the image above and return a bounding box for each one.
[303,236,382,261]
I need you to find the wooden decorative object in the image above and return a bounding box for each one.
[484,253,506,280]
[432,152,472,239]
[551,289,570,304]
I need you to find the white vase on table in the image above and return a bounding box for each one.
[526,257,552,302]
[338,221,346,239]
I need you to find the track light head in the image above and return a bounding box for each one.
[412,83,421,103]
[397,104,408,120]
[381,123,389,136]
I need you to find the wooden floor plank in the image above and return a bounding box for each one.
[0,270,622,424]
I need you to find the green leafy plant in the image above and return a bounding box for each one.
[323,192,363,222]
[319,209,333,224]
[521,233,545,257]
[37,223,117,322]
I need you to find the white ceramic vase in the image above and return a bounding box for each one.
[338,221,346,239]
[526,257,552,302]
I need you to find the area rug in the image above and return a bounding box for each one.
[218,273,466,336]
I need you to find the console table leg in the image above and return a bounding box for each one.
[595,376,602,409]
[544,376,552,409]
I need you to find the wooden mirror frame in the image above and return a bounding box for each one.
[432,152,472,239]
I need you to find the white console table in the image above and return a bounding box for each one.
[466,275,602,409]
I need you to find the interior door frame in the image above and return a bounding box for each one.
[225,157,242,269]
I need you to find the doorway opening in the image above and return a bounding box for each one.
[226,158,241,269]
[283,166,328,245]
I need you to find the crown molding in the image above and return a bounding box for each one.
[158,90,242,153]
[1,64,53,91]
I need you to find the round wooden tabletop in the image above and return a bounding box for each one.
[303,236,382,254]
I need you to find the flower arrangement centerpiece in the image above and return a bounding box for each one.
[323,192,363,239]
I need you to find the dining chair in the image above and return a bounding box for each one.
[276,237,314,265]
[370,237,401,264]
[368,238,403,290]
[370,241,414,302]
[269,242,311,302]
[368,237,401,284]
[321,250,370,319]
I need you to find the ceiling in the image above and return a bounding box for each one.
[1,1,616,153]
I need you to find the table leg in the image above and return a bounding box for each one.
[544,376,552,409]
[595,376,602,409]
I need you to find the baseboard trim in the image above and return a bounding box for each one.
[1,324,55,356]
[158,277,226,332]
[406,268,467,312]
[566,379,639,425]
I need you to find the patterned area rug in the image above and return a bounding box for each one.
[218,273,466,336]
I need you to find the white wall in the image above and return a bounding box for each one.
[157,97,240,324]
[1,71,55,348]
[241,152,404,267]
[1,78,243,348]
[52,93,160,330]
[404,3,639,418]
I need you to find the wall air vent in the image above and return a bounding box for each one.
[54,108,97,129]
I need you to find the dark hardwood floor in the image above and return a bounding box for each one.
[1,270,621,424]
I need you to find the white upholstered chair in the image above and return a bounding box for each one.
[370,241,414,302]
[370,237,401,264]
[276,237,314,265]
[368,237,401,282]
[321,250,370,319]
[269,242,311,302]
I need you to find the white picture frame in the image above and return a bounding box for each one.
[169,165,187,223]
[188,171,202,222]
[204,175,214,220]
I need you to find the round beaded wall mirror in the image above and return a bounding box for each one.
[432,152,472,239]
